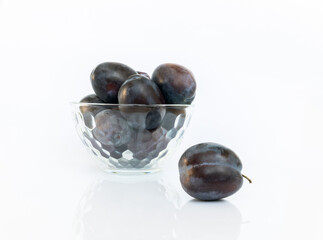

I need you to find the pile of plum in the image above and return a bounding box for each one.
[79,62,196,168]
[88,62,196,105]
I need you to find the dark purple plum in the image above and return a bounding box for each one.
[178,143,251,201]
[128,127,169,163]
[93,109,131,147]
[80,94,105,104]
[91,62,136,103]
[118,74,165,130]
[80,94,105,128]
[152,63,196,104]
[80,94,104,113]
[145,110,162,131]
[118,74,165,105]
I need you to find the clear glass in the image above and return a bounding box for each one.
[70,103,194,173]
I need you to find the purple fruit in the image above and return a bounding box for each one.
[145,110,162,131]
[80,94,104,113]
[128,127,169,162]
[118,74,165,105]
[93,109,131,147]
[80,94,105,128]
[91,62,136,103]
[152,63,196,104]
[179,143,251,201]
[118,74,165,130]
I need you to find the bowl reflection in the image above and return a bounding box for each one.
[72,174,242,240]
[73,174,179,240]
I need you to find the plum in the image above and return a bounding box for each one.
[80,94,104,113]
[93,109,131,147]
[91,62,136,103]
[118,74,165,105]
[178,143,251,201]
[145,110,162,131]
[118,74,165,130]
[152,63,196,104]
[80,94,105,128]
[128,127,169,163]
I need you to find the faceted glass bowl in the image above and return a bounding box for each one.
[71,103,193,173]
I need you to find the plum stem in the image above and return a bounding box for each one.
[242,174,252,183]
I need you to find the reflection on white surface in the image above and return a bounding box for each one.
[73,174,179,240]
[174,200,242,240]
[72,173,242,240]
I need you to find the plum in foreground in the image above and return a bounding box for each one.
[179,142,251,201]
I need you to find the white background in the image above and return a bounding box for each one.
[0,0,323,239]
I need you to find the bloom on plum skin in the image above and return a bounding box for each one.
[179,143,250,201]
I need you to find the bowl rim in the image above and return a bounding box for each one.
[70,102,193,107]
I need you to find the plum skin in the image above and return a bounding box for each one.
[80,94,105,128]
[118,74,165,130]
[152,63,196,104]
[91,62,136,103]
[145,110,162,131]
[178,143,244,201]
[118,74,165,105]
[80,94,104,113]
[128,127,169,163]
[93,109,131,147]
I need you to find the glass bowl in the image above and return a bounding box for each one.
[71,103,193,173]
